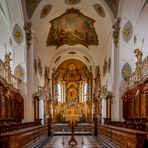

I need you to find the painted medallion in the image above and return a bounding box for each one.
[40,4,52,19]
[13,24,23,45]
[121,63,132,81]
[122,21,133,42]
[14,65,24,80]
[93,4,105,18]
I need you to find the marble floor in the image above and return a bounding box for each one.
[42,135,105,148]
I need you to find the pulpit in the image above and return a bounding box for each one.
[65,114,80,145]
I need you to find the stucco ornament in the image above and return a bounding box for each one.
[122,21,133,42]
[13,24,23,45]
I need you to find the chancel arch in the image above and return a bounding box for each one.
[51,59,93,123]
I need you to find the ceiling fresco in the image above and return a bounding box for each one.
[40,4,52,19]
[104,0,119,18]
[93,3,106,18]
[25,0,42,19]
[46,8,98,48]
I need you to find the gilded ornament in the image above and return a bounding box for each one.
[4,52,12,69]
[122,21,133,42]
[13,24,23,45]
[14,65,24,80]
[121,63,132,81]
[112,17,121,48]
[24,22,32,49]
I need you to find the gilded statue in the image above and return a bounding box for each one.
[4,52,12,69]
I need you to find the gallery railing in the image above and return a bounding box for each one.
[0,59,20,89]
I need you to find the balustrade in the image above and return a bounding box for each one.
[0,59,20,89]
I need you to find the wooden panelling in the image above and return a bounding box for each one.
[0,80,24,123]
[98,125,147,148]
[122,80,148,121]
[0,125,48,148]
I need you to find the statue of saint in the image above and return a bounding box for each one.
[4,52,12,69]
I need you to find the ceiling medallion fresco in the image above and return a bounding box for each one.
[122,21,133,42]
[40,4,52,19]
[104,0,119,18]
[93,4,105,18]
[65,0,81,5]
[46,8,99,48]
[13,24,23,45]
[25,0,42,19]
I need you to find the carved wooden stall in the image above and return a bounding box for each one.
[122,80,148,121]
[99,51,148,147]
[0,125,48,148]
[0,58,48,147]
[98,124,147,148]
[0,79,24,124]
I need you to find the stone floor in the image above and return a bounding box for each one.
[42,135,105,148]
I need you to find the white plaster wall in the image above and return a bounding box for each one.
[0,0,11,61]
[120,0,148,83]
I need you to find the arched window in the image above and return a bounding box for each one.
[56,82,62,102]
[83,82,88,102]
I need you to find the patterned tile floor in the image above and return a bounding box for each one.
[42,135,105,148]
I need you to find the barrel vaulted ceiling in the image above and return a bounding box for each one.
[22,0,120,69]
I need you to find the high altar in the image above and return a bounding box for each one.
[51,59,93,123]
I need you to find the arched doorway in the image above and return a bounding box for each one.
[51,59,93,123]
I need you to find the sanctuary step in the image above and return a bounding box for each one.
[52,123,92,135]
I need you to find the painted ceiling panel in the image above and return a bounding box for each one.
[46,8,98,48]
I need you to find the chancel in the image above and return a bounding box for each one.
[0,0,148,148]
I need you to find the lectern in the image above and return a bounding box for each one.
[65,114,80,145]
